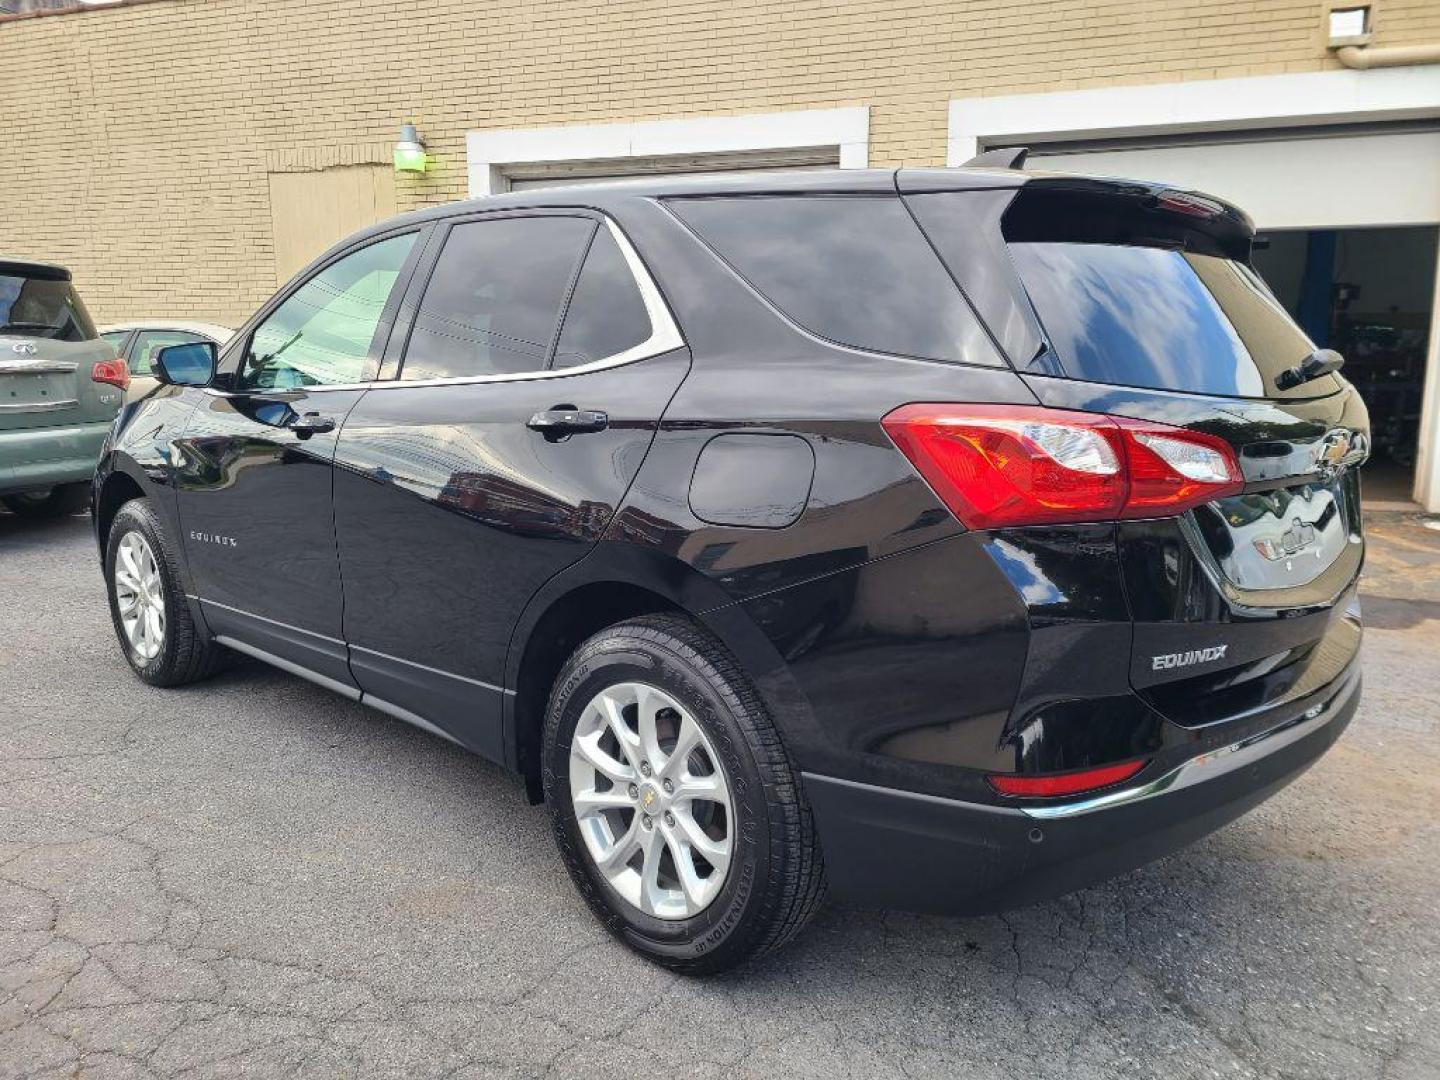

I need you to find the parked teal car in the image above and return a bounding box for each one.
[0,259,125,518]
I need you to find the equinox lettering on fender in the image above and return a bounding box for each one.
[1152,645,1228,671]
[189,531,238,548]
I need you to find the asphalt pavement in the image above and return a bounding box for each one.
[1,508,1437,1079]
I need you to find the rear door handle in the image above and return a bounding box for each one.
[287,412,336,437]
[527,406,609,440]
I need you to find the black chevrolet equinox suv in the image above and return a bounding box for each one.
[95,164,1369,973]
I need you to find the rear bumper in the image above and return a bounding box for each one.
[804,663,1359,914]
[0,420,111,497]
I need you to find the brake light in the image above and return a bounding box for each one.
[987,759,1146,798]
[91,357,130,391]
[882,404,1243,528]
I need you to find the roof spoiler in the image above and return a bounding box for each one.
[963,146,1029,170]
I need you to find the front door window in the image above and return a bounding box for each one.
[243,232,417,389]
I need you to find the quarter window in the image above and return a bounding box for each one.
[668,195,1002,366]
[401,216,594,381]
[552,227,652,369]
[243,232,417,389]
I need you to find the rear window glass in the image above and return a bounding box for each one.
[669,195,1002,366]
[1009,242,1325,398]
[0,272,96,342]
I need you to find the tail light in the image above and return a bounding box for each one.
[92,358,130,391]
[987,759,1147,798]
[882,404,1242,529]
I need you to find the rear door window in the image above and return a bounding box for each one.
[668,195,1002,366]
[1009,242,1325,399]
[401,216,594,381]
[551,227,652,369]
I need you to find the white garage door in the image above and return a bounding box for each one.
[1028,129,1440,231]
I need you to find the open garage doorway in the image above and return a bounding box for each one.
[1254,226,1438,507]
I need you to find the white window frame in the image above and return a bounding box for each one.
[947,68,1440,512]
[466,107,869,198]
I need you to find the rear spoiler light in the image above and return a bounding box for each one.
[882,403,1244,529]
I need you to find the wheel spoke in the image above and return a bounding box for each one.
[664,827,713,910]
[119,541,142,582]
[114,568,141,595]
[673,772,724,803]
[595,816,641,875]
[635,685,664,771]
[672,806,730,873]
[572,786,634,814]
[573,729,635,788]
[598,691,643,773]
[662,714,703,779]
[637,823,666,915]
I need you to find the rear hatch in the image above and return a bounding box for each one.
[0,260,117,432]
[904,174,1368,728]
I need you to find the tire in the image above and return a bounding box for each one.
[542,613,826,974]
[3,482,90,518]
[104,498,227,687]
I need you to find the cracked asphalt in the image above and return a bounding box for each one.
[2,508,1438,1080]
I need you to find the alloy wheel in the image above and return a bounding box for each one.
[113,531,166,661]
[569,681,734,919]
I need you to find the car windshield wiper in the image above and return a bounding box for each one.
[1275,348,1344,391]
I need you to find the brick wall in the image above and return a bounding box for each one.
[1,0,1436,326]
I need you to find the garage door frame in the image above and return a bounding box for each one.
[947,67,1440,511]
[465,106,870,198]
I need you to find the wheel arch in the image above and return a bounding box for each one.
[95,463,148,557]
[502,544,811,803]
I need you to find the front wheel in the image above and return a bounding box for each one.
[542,614,826,974]
[105,498,227,686]
[2,482,90,518]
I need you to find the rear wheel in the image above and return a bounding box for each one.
[105,498,227,686]
[543,614,826,974]
[2,482,90,518]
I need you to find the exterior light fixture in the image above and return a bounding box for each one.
[1326,5,1371,48]
[394,122,428,173]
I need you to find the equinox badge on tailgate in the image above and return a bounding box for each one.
[1152,645,1229,671]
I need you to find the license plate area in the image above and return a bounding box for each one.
[0,368,78,413]
[1190,477,1354,593]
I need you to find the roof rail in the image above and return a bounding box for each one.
[963,146,1029,170]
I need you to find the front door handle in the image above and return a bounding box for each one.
[287,412,337,438]
[527,405,609,441]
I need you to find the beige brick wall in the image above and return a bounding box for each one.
[1,0,1436,326]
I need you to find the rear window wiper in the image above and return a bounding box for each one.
[1275,348,1344,391]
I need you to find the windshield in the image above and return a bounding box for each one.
[1009,242,1331,399]
[0,273,97,342]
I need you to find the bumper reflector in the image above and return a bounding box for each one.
[987,759,1147,798]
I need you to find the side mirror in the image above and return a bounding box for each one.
[153,341,216,387]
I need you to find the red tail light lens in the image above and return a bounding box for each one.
[987,759,1146,798]
[91,358,130,391]
[882,404,1243,528]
